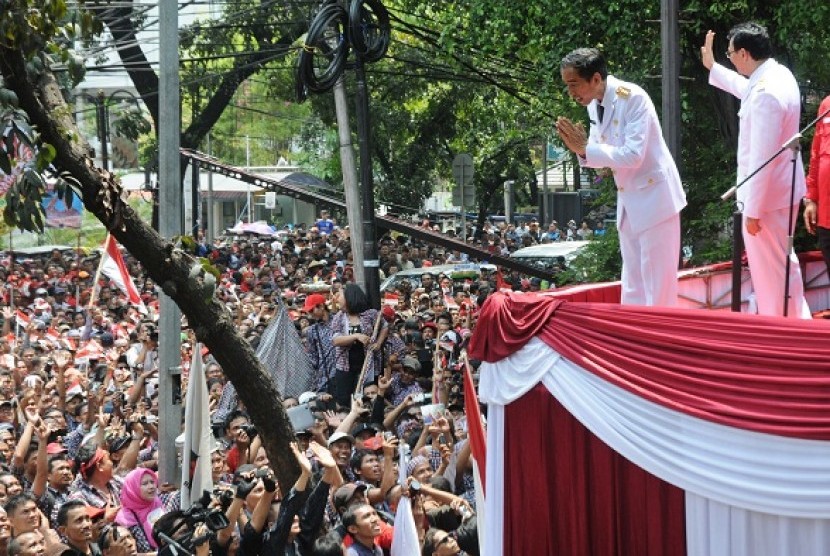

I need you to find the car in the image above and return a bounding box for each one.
[380,263,497,291]
[509,241,590,271]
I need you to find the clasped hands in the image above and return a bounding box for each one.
[556,117,588,157]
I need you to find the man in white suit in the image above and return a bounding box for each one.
[701,23,810,318]
[556,48,687,307]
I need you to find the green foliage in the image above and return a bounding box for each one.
[558,227,622,285]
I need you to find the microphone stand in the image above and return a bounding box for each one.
[722,102,830,314]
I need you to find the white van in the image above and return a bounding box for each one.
[509,241,590,271]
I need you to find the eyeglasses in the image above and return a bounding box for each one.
[725,48,737,58]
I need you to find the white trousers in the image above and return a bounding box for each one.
[619,210,680,307]
[743,205,811,319]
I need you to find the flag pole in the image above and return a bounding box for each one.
[88,233,110,309]
[353,310,384,398]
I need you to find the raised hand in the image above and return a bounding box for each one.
[701,30,716,70]
[309,441,336,468]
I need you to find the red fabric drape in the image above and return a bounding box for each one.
[469,293,830,439]
[504,385,686,555]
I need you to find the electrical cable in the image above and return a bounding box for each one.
[348,0,390,63]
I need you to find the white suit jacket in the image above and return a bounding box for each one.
[709,59,806,218]
[580,75,687,234]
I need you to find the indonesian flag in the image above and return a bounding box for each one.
[383,292,399,307]
[44,327,61,346]
[463,356,487,552]
[14,310,30,329]
[99,234,146,313]
[469,292,830,556]
[75,340,104,363]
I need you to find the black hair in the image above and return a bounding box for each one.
[343,283,369,314]
[4,492,36,515]
[349,449,376,475]
[727,22,772,60]
[151,509,187,547]
[341,503,372,533]
[48,454,71,473]
[56,499,86,527]
[311,532,345,556]
[224,409,250,431]
[560,47,608,80]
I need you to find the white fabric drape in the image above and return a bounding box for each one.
[479,337,830,555]
[482,403,504,556]
[685,494,830,556]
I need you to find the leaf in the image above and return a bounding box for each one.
[0,153,11,176]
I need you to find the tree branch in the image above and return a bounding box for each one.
[0,45,301,489]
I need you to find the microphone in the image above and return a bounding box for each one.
[721,186,738,201]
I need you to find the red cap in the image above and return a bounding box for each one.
[363,436,383,451]
[46,443,67,455]
[85,506,105,520]
[381,305,396,322]
[302,293,327,313]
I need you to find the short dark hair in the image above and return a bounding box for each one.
[343,283,369,315]
[728,22,772,60]
[349,449,375,475]
[56,499,86,527]
[341,503,372,533]
[48,454,70,474]
[4,492,36,515]
[224,409,250,431]
[560,48,608,80]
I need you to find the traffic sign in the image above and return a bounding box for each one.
[452,153,475,207]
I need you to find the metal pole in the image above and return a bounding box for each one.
[333,77,366,291]
[192,160,200,239]
[206,134,215,243]
[541,140,549,226]
[96,90,109,171]
[661,0,681,160]
[731,211,744,312]
[460,173,466,243]
[245,135,252,222]
[158,0,183,486]
[354,60,380,308]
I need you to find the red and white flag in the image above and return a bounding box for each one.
[75,340,104,363]
[14,310,30,331]
[463,356,486,551]
[383,292,399,307]
[99,235,146,313]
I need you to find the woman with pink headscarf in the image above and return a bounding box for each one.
[115,468,165,551]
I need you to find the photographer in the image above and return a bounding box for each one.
[238,443,315,556]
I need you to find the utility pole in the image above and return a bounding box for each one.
[354,61,381,308]
[661,0,681,160]
[245,135,252,222]
[157,0,183,486]
[333,77,366,291]
[96,90,109,171]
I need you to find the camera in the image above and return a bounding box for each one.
[213,485,234,509]
[183,491,230,532]
[410,393,426,404]
[239,423,258,439]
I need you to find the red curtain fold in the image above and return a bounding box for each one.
[503,385,686,556]
[469,293,830,439]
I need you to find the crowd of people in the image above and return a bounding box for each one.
[0,205,587,556]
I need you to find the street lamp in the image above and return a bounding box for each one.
[71,89,144,171]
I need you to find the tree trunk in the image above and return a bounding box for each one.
[0,47,301,489]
